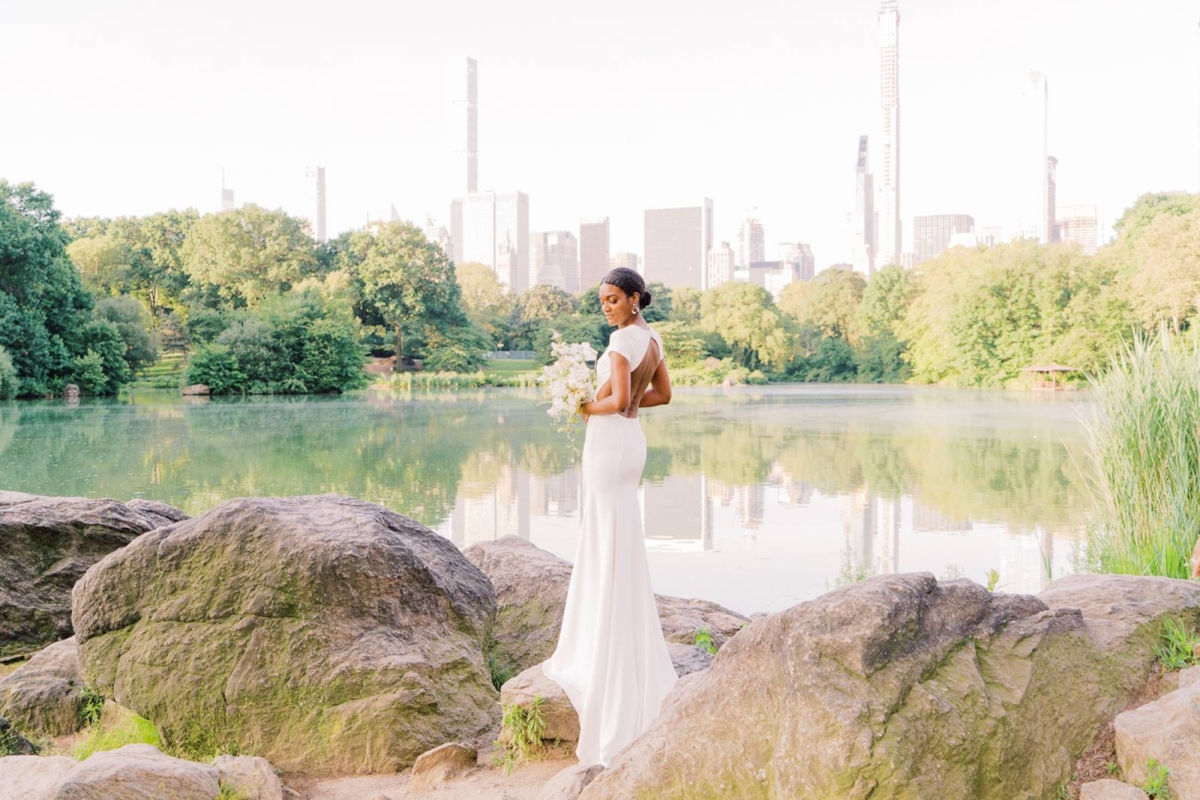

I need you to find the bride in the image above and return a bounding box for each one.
[541,267,678,768]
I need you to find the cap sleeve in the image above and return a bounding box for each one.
[607,328,635,363]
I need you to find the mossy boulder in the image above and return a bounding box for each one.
[579,573,1200,800]
[72,494,501,775]
[0,493,180,658]
[463,536,747,678]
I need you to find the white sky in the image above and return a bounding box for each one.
[3,0,1198,270]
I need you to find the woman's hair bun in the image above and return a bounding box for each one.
[640,289,652,308]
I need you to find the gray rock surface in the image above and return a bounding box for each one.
[0,636,83,737]
[536,763,605,800]
[1079,779,1150,800]
[577,574,1200,800]
[125,498,189,529]
[0,494,165,657]
[38,743,220,799]
[0,754,78,800]
[73,494,501,775]
[463,536,747,677]
[1115,680,1200,796]
[408,742,478,791]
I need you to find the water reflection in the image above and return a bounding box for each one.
[0,386,1092,614]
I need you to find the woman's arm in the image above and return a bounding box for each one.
[638,357,672,409]
[581,353,630,419]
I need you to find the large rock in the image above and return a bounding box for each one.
[0,494,172,657]
[500,645,715,746]
[125,499,189,530]
[72,494,501,775]
[0,716,36,755]
[39,743,221,799]
[580,574,1200,800]
[1115,681,1200,796]
[0,636,84,736]
[0,754,78,800]
[463,536,747,675]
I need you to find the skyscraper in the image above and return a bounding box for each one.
[579,218,610,290]
[877,0,901,267]
[708,241,736,288]
[852,136,876,276]
[221,170,234,212]
[1022,70,1050,243]
[1046,155,1058,243]
[913,215,974,266]
[643,199,713,290]
[447,57,478,196]
[609,253,639,272]
[530,230,579,292]
[780,242,816,282]
[1057,206,1099,255]
[738,215,765,268]
[305,166,326,244]
[456,191,529,292]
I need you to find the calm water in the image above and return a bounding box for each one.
[0,385,1094,615]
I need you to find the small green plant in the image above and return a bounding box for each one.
[1106,760,1121,778]
[79,686,105,727]
[985,569,1001,592]
[694,628,717,656]
[831,545,875,589]
[492,696,547,774]
[217,787,251,800]
[940,563,964,581]
[1054,782,1070,800]
[488,653,515,692]
[1153,617,1200,670]
[72,704,162,760]
[1142,758,1171,798]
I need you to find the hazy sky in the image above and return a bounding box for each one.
[4,0,1198,270]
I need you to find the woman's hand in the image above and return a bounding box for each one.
[579,401,592,423]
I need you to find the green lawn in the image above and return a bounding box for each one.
[485,359,539,374]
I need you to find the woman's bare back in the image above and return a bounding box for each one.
[595,334,661,419]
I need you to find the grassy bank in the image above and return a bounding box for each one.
[1083,331,1200,578]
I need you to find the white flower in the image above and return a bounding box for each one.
[537,332,597,431]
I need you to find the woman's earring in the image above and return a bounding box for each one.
[632,304,640,316]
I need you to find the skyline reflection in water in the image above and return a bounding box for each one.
[0,385,1092,615]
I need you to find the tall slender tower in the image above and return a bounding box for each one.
[1022,71,1050,242]
[852,135,876,275]
[447,57,478,196]
[306,166,326,243]
[877,0,901,267]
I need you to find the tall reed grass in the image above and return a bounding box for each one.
[1083,331,1200,578]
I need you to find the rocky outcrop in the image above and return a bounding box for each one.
[463,536,747,676]
[0,716,36,755]
[125,498,189,529]
[578,573,1200,800]
[0,494,177,657]
[72,494,501,775]
[0,636,84,736]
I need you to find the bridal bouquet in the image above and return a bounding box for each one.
[538,333,597,429]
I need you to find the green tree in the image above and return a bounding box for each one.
[699,282,794,371]
[423,324,493,372]
[0,181,110,396]
[1129,208,1200,333]
[0,345,16,400]
[66,235,133,295]
[670,287,702,324]
[184,343,244,393]
[182,205,317,307]
[344,221,467,359]
[509,285,576,350]
[94,296,159,373]
[456,262,514,347]
[779,267,867,343]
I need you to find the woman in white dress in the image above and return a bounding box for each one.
[541,267,679,768]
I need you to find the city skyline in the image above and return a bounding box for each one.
[4,0,1197,274]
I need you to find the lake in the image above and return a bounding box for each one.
[0,385,1095,616]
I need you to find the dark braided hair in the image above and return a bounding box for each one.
[599,267,653,308]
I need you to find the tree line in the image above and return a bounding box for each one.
[1,180,1196,399]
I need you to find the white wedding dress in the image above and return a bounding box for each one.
[542,324,678,768]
